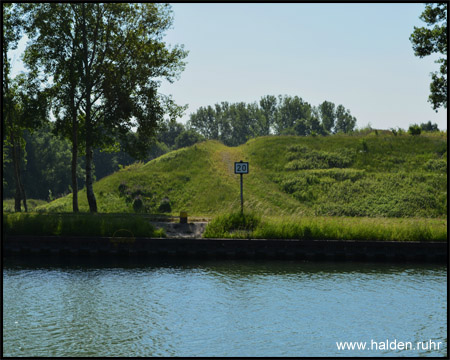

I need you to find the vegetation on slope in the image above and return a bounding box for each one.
[30,131,446,220]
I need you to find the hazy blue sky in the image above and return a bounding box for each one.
[9,3,447,130]
[157,3,447,130]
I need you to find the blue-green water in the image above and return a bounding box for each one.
[3,258,447,357]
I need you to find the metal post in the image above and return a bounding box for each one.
[240,173,243,214]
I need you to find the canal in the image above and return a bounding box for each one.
[3,257,447,357]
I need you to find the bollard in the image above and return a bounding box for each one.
[180,211,188,224]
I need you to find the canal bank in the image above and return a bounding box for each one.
[3,236,447,262]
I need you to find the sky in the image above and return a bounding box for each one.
[158,3,447,130]
[9,3,447,131]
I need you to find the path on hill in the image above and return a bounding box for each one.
[217,147,245,178]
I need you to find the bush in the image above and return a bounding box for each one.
[158,197,172,213]
[285,149,353,170]
[408,124,421,136]
[360,139,369,152]
[118,182,127,194]
[132,196,144,212]
[424,159,447,172]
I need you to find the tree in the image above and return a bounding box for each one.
[420,121,439,132]
[275,95,312,135]
[318,101,336,133]
[259,95,278,135]
[188,105,219,140]
[3,3,24,212]
[22,3,188,212]
[408,124,422,136]
[174,129,204,149]
[22,3,84,212]
[410,3,447,110]
[158,119,185,149]
[334,105,356,134]
[3,4,50,211]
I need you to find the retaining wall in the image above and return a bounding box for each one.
[3,236,447,262]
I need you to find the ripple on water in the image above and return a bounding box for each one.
[3,261,447,357]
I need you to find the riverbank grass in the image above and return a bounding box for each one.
[3,213,165,238]
[203,212,447,242]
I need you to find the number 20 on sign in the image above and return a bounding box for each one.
[234,161,249,174]
[235,161,249,213]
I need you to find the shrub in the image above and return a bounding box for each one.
[424,159,447,173]
[132,196,144,212]
[118,182,127,194]
[360,139,369,152]
[158,197,172,213]
[408,124,421,136]
[285,149,353,170]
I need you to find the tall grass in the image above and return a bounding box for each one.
[3,199,48,212]
[3,213,165,237]
[203,212,447,242]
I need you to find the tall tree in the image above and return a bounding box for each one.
[275,95,312,135]
[318,100,336,133]
[259,95,278,135]
[23,3,84,212]
[188,105,219,140]
[22,3,188,212]
[3,4,49,211]
[334,105,356,134]
[410,3,447,110]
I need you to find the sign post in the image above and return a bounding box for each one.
[234,160,249,214]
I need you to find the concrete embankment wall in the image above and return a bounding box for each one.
[3,236,447,262]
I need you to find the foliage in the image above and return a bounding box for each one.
[3,3,51,212]
[188,95,357,146]
[318,101,336,133]
[284,146,354,170]
[408,124,422,136]
[174,129,205,149]
[420,121,440,132]
[3,213,165,237]
[410,3,447,110]
[21,3,188,212]
[334,104,357,134]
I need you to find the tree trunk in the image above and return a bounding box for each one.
[82,3,97,213]
[71,112,79,212]
[11,134,23,212]
[16,141,28,212]
[85,143,97,212]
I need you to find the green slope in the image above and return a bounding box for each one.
[37,132,447,218]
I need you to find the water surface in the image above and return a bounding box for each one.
[3,257,447,357]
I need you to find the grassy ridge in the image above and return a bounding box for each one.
[16,131,447,221]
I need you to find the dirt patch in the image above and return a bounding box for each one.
[151,222,208,238]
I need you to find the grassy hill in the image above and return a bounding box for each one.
[35,131,447,219]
